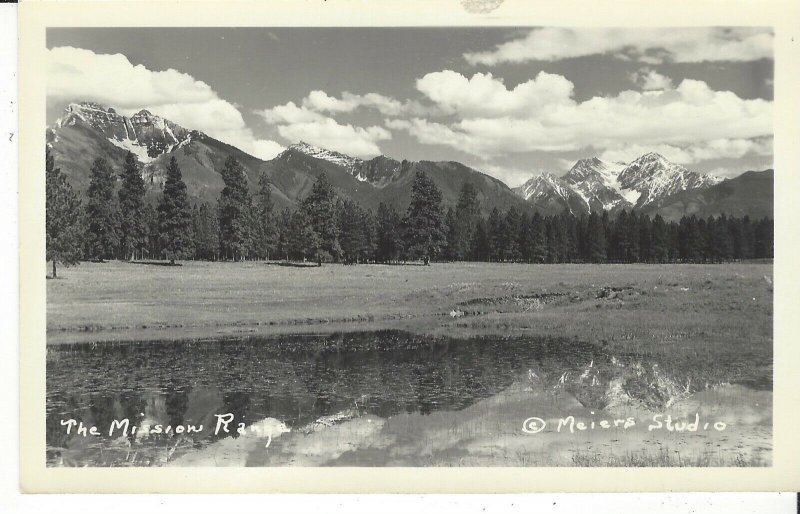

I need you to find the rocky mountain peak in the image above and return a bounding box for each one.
[52,102,194,164]
[516,152,726,214]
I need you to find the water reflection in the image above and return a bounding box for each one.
[43,331,689,466]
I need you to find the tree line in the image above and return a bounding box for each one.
[45,148,774,277]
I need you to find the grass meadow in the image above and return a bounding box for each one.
[47,260,773,383]
[46,260,773,467]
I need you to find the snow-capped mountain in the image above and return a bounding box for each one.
[281,142,409,188]
[282,141,364,174]
[46,101,531,216]
[616,152,724,207]
[516,153,724,214]
[51,102,200,164]
[513,173,588,215]
[562,157,629,212]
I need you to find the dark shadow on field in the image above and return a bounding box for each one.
[263,261,320,268]
[125,260,183,267]
[359,262,429,266]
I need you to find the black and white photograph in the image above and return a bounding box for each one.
[40,22,778,472]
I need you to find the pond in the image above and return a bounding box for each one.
[46,331,772,467]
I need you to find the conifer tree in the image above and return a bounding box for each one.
[586,211,607,263]
[529,212,547,263]
[652,214,669,263]
[443,207,457,261]
[157,156,194,264]
[45,149,83,278]
[117,151,148,260]
[375,202,402,263]
[254,171,278,260]
[487,207,503,262]
[144,204,159,258]
[470,217,490,262]
[301,173,341,263]
[452,182,481,260]
[402,171,445,263]
[192,202,219,260]
[503,207,522,262]
[218,156,253,260]
[84,157,119,261]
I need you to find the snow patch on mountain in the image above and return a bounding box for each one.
[515,173,575,203]
[107,137,155,163]
[285,141,364,172]
[52,102,195,164]
[517,152,723,213]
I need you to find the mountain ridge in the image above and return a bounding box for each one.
[47,101,770,220]
[47,101,534,216]
[515,152,725,215]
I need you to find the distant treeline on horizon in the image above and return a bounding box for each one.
[46,150,774,275]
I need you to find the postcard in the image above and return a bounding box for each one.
[17,0,800,493]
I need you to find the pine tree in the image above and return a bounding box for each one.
[402,171,445,264]
[339,198,364,264]
[529,212,547,263]
[254,171,278,260]
[45,149,83,278]
[638,214,653,263]
[218,156,253,260]
[144,204,159,259]
[754,217,773,258]
[301,173,341,263]
[117,151,148,261]
[443,207,457,261]
[470,217,490,261]
[158,157,194,264]
[193,202,219,260]
[84,157,119,261]
[288,208,320,261]
[487,207,503,262]
[276,208,293,260]
[586,211,607,263]
[652,214,669,263]
[503,207,522,262]
[375,202,402,263]
[452,182,481,260]
[710,213,734,262]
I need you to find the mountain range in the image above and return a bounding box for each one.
[46,102,773,220]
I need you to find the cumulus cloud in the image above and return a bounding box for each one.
[599,138,773,165]
[629,68,674,90]
[388,71,772,163]
[258,102,391,157]
[47,46,283,160]
[300,90,431,117]
[464,27,773,65]
[415,70,574,117]
[475,163,541,188]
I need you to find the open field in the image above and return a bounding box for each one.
[46,261,773,467]
[47,260,773,382]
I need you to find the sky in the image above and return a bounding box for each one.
[46,27,774,186]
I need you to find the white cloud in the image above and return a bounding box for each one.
[629,68,674,90]
[599,138,773,165]
[475,163,541,188]
[303,90,400,116]
[415,70,573,117]
[389,71,772,163]
[47,46,283,160]
[258,102,391,157]
[300,90,431,117]
[464,27,773,65]
[260,101,327,124]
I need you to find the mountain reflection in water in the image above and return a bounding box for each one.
[47,331,614,466]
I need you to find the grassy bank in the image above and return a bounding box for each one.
[47,260,772,385]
